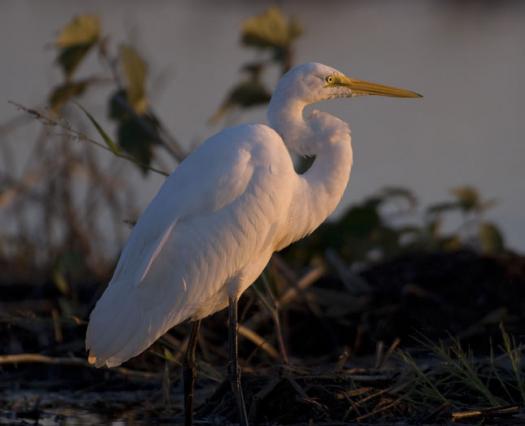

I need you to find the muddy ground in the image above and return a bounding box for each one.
[1,249,525,425]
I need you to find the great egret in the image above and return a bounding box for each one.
[86,62,421,425]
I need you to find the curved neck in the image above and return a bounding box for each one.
[268,95,353,245]
[268,91,319,157]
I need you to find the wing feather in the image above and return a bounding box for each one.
[139,220,177,284]
[86,124,294,367]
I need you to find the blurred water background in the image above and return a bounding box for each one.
[1,0,524,252]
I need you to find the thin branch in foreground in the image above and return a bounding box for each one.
[9,101,169,177]
[238,324,280,360]
[0,353,160,381]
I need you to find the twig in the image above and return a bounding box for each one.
[238,324,280,360]
[270,254,298,283]
[278,264,326,306]
[376,338,401,369]
[260,271,289,363]
[345,381,408,422]
[9,101,169,176]
[248,376,281,419]
[0,353,160,381]
[355,398,402,422]
[325,249,371,295]
[286,376,330,416]
[451,405,520,422]
[244,264,325,332]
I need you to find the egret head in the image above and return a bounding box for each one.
[268,62,421,156]
[274,62,421,105]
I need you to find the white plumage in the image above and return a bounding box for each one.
[86,62,420,368]
[86,125,294,366]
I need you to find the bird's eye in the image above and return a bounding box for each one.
[326,75,334,84]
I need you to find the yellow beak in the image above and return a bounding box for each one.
[338,75,422,98]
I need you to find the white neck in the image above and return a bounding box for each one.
[268,95,353,245]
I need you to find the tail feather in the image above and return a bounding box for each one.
[85,278,189,367]
[86,280,144,367]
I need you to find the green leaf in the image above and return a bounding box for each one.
[75,103,121,155]
[55,15,101,79]
[56,15,101,48]
[57,44,94,79]
[163,348,176,362]
[451,186,480,212]
[120,45,148,114]
[341,202,383,239]
[241,7,302,50]
[48,80,91,112]
[117,115,160,174]
[108,89,131,121]
[52,268,70,296]
[210,79,271,123]
[225,80,271,108]
[479,222,505,254]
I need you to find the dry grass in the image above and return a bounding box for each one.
[1,250,525,424]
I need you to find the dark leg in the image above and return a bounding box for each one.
[228,296,249,426]
[184,320,201,426]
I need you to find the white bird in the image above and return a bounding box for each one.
[86,62,421,425]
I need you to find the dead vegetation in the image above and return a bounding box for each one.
[1,9,524,425]
[1,249,525,424]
